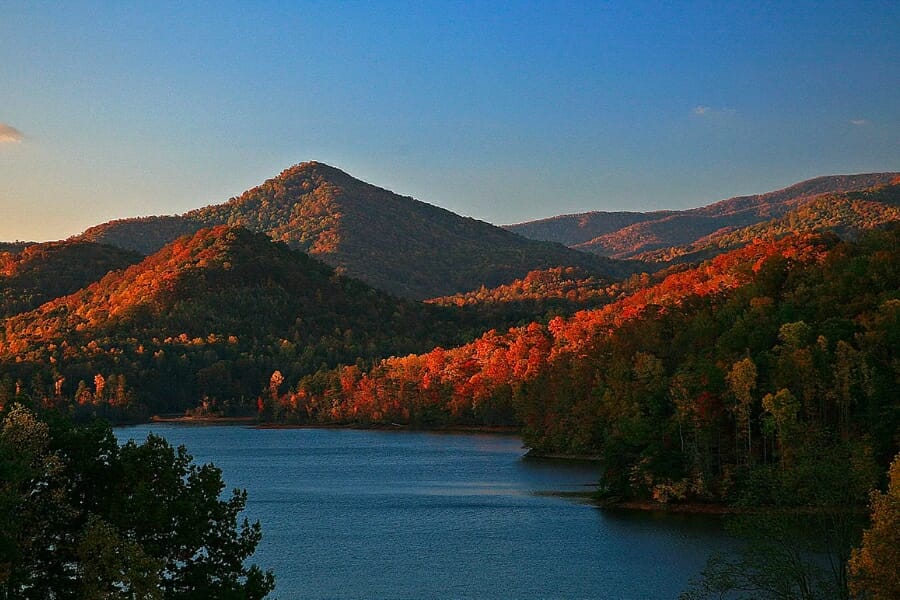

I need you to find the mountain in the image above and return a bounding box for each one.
[75,162,631,299]
[0,241,142,317]
[76,216,205,256]
[0,226,486,412]
[505,173,899,258]
[635,181,900,264]
[285,230,842,427]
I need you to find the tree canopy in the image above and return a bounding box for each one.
[0,404,274,599]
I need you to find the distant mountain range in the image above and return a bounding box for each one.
[505,173,899,258]
[3,166,896,318]
[73,162,628,299]
[635,182,900,264]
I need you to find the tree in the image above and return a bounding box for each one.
[727,357,757,465]
[681,441,878,600]
[849,452,900,599]
[0,404,275,599]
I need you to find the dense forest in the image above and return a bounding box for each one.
[0,226,553,419]
[255,227,900,510]
[1,168,898,598]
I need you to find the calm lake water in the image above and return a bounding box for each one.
[117,425,733,600]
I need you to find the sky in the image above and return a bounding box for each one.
[1,1,898,241]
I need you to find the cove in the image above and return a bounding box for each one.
[117,424,734,599]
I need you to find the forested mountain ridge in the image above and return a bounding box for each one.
[279,232,838,426]
[0,241,143,318]
[265,226,899,509]
[0,226,500,414]
[635,180,900,264]
[506,172,898,257]
[73,162,632,299]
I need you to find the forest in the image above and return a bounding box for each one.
[1,172,898,598]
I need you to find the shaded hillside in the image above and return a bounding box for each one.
[504,211,671,247]
[76,215,205,255]
[0,242,34,254]
[73,162,632,299]
[636,181,900,264]
[0,226,490,413]
[0,241,142,317]
[507,173,898,257]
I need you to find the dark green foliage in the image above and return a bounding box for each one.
[0,404,274,598]
[682,442,878,600]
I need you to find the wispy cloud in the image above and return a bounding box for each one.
[693,105,736,117]
[0,123,24,143]
[849,119,869,126]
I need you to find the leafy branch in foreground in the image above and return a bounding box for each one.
[0,403,274,599]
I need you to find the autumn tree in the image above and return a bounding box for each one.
[727,357,757,466]
[849,452,900,599]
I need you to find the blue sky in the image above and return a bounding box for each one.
[1,1,898,241]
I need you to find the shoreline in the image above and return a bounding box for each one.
[524,449,603,462]
[599,500,736,515]
[150,415,258,425]
[148,415,520,435]
[146,415,741,515]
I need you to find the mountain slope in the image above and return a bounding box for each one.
[636,181,900,264]
[75,162,631,299]
[270,226,900,511]
[506,173,899,258]
[0,241,142,317]
[77,216,205,256]
[0,226,482,411]
[503,211,671,247]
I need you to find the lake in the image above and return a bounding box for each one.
[117,425,733,599]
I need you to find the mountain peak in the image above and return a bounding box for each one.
[75,164,625,298]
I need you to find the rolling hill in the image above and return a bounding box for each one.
[0,241,142,318]
[75,162,631,299]
[506,173,899,258]
[0,226,493,412]
[635,181,900,264]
